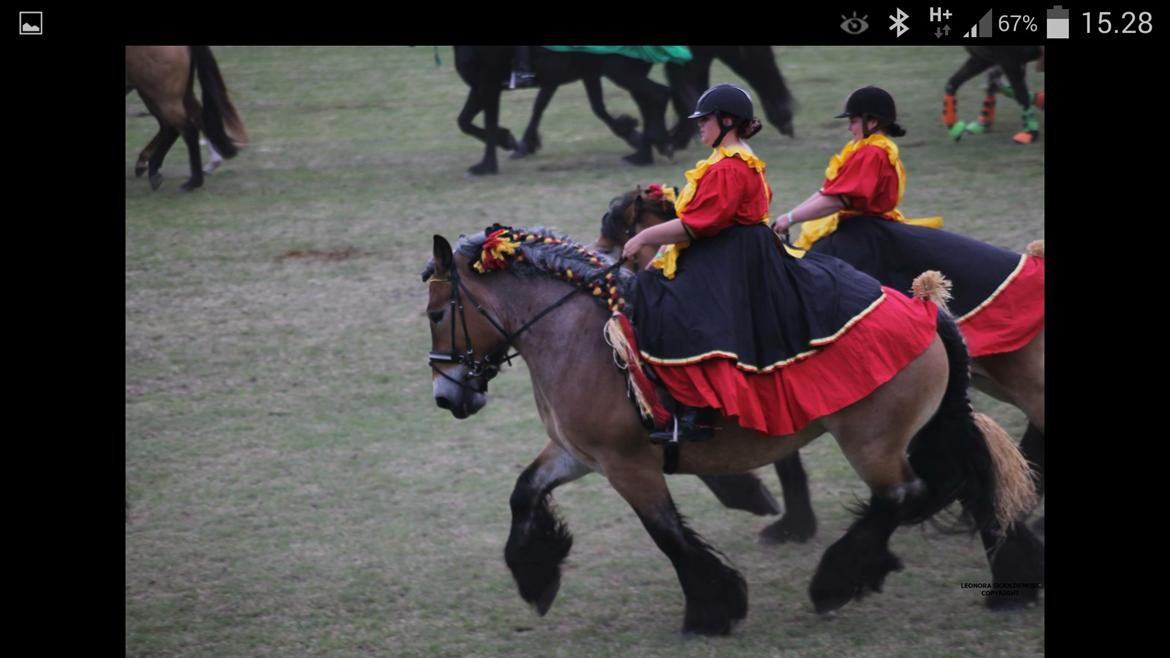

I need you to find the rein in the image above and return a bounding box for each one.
[429,257,626,394]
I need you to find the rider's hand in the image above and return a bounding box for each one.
[621,235,645,262]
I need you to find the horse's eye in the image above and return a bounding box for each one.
[428,310,444,324]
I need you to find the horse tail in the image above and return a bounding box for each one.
[1026,239,1044,258]
[190,46,247,158]
[901,272,1037,537]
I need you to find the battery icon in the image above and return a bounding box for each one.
[1047,5,1070,38]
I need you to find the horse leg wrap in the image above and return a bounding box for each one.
[942,94,958,128]
[1013,107,1040,144]
[978,94,997,127]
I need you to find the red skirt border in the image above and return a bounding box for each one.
[651,287,939,436]
[957,254,1044,357]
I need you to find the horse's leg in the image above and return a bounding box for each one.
[664,62,697,150]
[604,60,671,163]
[505,440,591,615]
[809,368,939,613]
[513,85,556,158]
[458,86,508,176]
[602,452,746,635]
[1000,61,1040,144]
[757,452,817,545]
[944,54,994,133]
[146,125,180,191]
[177,122,205,191]
[719,47,795,137]
[582,75,641,149]
[696,473,780,516]
[136,129,164,179]
[134,95,167,178]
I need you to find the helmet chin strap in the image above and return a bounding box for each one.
[711,112,735,148]
[861,114,879,138]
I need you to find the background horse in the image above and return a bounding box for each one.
[600,186,1045,544]
[665,46,796,150]
[453,47,672,176]
[507,46,797,161]
[425,227,1042,635]
[943,46,1044,144]
[125,46,248,191]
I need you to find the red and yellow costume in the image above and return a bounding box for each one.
[629,146,940,436]
[795,134,1044,358]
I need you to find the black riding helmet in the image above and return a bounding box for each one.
[688,83,755,148]
[835,86,905,137]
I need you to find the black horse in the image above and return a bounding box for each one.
[453,46,672,175]
[943,46,1044,144]
[665,46,796,150]
[505,46,797,159]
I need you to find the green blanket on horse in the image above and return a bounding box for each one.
[541,46,693,64]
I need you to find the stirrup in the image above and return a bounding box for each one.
[506,72,537,90]
[648,415,714,445]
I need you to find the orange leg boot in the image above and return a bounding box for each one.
[978,94,997,128]
[1012,106,1040,144]
[942,94,958,128]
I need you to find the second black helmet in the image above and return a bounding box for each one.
[688,83,755,121]
[835,86,897,123]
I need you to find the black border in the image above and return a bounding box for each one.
[17,5,1159,653]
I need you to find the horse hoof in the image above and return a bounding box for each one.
[178,180,203,192]
[622,152,653,166]
[757,516,816,545]
[500,130,518,152]
[510,141,532,159]
[149,173,164,191]
[466,163,498,176]
[135,165,147,178]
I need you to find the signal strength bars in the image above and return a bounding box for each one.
[964,9,993,37]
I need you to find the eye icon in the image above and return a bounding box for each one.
[841,12,869,35]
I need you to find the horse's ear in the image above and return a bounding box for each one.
[433,235,453,273]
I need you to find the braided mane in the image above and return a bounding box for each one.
[452,226,636,313]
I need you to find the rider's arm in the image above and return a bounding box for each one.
[775,192,848,233]
[621,219,691,261]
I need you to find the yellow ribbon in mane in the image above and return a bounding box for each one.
[793,133,943,252]
[650,145,771,279]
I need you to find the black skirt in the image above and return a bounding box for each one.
[809,216,1023,317]
[630,224,884,370]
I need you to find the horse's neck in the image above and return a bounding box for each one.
[489,275,613,396]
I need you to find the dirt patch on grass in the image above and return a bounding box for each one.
[275,246,365,262]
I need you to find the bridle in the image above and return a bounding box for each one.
[428,258,625,395]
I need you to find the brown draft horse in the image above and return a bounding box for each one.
[598,187,1045,544]
[424,227,1042,635]
[125,46,248,191]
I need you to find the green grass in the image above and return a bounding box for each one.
[126,46,1044,657]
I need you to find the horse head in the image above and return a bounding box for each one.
[425,228,632,419]
[423,234,497,418]
[594,184,679,263]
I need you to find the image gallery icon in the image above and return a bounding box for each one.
[19,11,42,35]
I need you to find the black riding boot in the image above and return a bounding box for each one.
[649,405,716,444]
[507,46,536,89]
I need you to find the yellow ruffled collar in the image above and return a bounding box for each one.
[826,133,901,181]
[675,145,767,214]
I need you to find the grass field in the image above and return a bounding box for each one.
[126,46,1044,657]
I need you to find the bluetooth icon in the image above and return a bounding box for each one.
[889,8,909,37]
